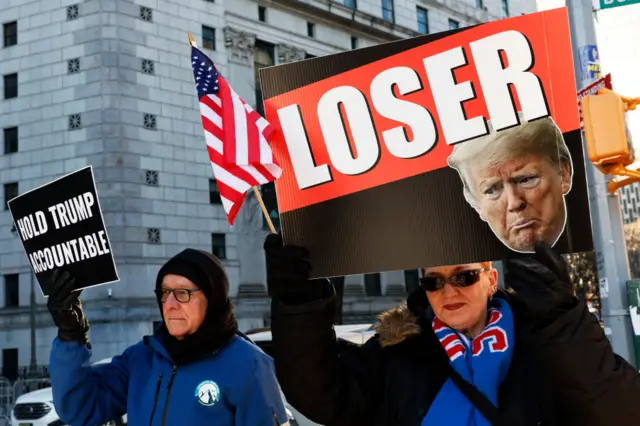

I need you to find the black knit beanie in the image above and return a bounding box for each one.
[155,248,229,313]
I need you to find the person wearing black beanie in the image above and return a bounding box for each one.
[46,249,289,426]
[153,248,238,365]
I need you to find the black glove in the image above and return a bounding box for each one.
[504,242,576,328]
[264,233,332,305]
[46,269,90,344]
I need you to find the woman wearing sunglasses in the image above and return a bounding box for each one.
[45,248,289,426]
[265,233,640,426]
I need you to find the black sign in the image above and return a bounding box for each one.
[8,166,119,296]
[260,9,593,278]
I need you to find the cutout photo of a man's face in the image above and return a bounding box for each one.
[447,113,573,253]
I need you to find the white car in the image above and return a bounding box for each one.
[11,358,125,426]
[245,324,376,426]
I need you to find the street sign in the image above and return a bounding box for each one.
[626,280,640,370]
[599,0,640,10]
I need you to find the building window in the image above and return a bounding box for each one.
[382,0,394,23]
[254,40,275,116]
[67,58,80,74]
[258,6,267,22]
[260,182,280,231]
[417,7,428,34]
[476,0,484,8]
[211,233,226,259]
[364,273,381,297]
[141,59,154,74]
[4,73,17,99]
[67,4,79,20]
[344,0,356,8]
[4,182,18,210]
[3,274,18,308]
[3,21,17,47]
[501,0,509,18]
[404,269,419,294]
[3,127,18,154]
[209,179,221,204]
[140,6,153,22]
[145,170,159,186]
[143,113,157,130]
[449,19,460,30]
[2,348,18,382]
[68,113,81,130]
[202,25,215,50]
[351,36,358,50]
[307,22,315,38]
[147,228,161,244]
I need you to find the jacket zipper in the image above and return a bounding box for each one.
[161,365,178,426]
[149,374,163,426]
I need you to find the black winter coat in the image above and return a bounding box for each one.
[270,290,640,426]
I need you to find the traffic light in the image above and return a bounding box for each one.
[582,89,634,168]
[581,88,638,193]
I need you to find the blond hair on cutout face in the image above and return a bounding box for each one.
[447,113,572,210]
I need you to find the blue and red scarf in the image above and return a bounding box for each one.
[422,298,514,426]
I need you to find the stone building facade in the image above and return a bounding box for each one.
[0,0,534,372]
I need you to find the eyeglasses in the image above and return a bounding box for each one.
[419,268,487,292]
[154,288,202,303]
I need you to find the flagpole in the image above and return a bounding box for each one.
[188,33,277,234]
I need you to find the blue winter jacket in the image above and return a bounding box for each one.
[49,333,289,426]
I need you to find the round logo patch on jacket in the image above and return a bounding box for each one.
[195,380,220,406]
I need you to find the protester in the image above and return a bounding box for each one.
[447,114,572,253]
[47,248,288,426]
[265,233,640,425]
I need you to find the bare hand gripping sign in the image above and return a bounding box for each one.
[260,8,593,278]
[8,166,119,296]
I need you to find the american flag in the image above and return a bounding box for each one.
[191,45,282,225]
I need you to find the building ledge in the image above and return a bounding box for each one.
[270,0,421,41]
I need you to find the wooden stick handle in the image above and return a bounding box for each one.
[252,186,277,234]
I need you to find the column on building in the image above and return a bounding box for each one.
[277,43,306,64]
[381,270,406,298]
[344,274,366,297]
[223,26,256,106]
[224,26,267,298]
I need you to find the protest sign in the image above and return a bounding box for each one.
[7,166,119,296]
[259,7,594,279]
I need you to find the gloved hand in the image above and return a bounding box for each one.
[46,269,90,344]
[504,242,576,328]
[264,233,332,305]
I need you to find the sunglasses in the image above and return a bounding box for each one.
[154,288,202,303]
[419,268,487,292]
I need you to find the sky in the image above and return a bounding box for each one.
[537,0,640,157]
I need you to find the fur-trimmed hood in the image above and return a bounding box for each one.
[374,303,423,348]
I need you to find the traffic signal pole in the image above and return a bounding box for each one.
[566,0,636,367]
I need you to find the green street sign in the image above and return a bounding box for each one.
[600,0,640,10]
[626,280,640,370]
